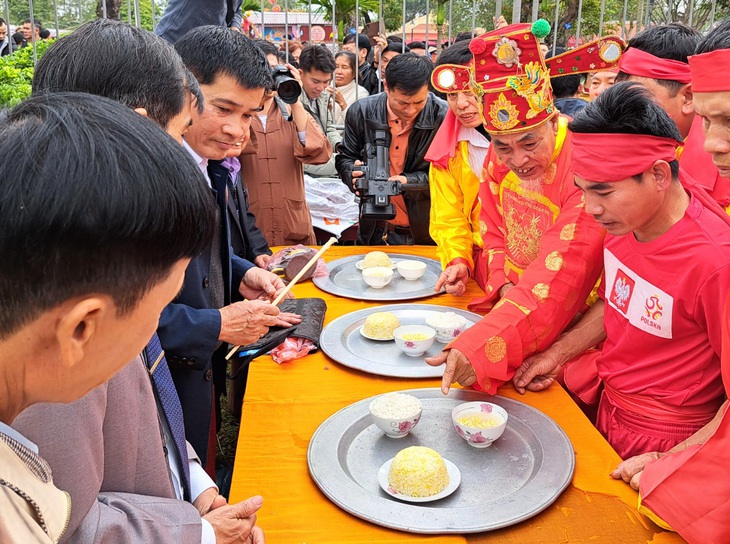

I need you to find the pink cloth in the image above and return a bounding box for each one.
[271,337,316,364]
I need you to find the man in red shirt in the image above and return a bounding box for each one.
[513,82,730,462]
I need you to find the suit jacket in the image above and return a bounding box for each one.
[157,171,253,460]
[13,358,203,543]
[301,90,341,178]
[155,0,243,44]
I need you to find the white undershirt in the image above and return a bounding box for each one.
[458,124,491,177]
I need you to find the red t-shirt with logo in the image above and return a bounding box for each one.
[598,192,730,415]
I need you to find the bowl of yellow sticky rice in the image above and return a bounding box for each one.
[393,325,435,357]
[451,401,508,448]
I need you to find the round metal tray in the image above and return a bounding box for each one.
[308,388,575,534]
[320,304,482,378]
[313,254,442,301]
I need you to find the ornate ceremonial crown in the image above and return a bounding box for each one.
[432,21,625,135]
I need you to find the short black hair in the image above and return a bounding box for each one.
[39,28,51,39]
[385,52,433,94]
[696,17,730,54]
[12,32,23,45]
[184,66,204,115]
[407,41,426,51]
[383,42,409,56]
[23,18,41,28]
[569,82,681,178]
[0,92,215,339]
[343,33,371,54]
[454,31,473,43]
[335,50,357,75]
[546,47,581,99]
[616,23,700,95]
[254,38,279,59]
[386,35,403,43]
[436,38,472,67]
[175,25,272,91]
[0,18,5,26]
[299,44,335,74]
[33,19,188,130]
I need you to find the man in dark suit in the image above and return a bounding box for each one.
[156,0,244,44]
[167,26,301,463]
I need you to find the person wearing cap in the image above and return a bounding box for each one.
[513,82,730,468]
[425,39,491,296]
[426,22,617,397]
[616,22,730,210]
[607,20,730,541]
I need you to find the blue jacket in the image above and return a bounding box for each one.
[155,0,243,44]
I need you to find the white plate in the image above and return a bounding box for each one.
[378,457,461,503]
[359,326,394,342]
[356,259,398,271]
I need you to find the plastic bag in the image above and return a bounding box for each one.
[266,245,328,278]
[271,337,317,364]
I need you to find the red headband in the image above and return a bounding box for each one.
[571,133,681,182]
[618,47,692,84]
[689,49,730,92]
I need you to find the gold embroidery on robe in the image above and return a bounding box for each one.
[532,283,549,302]
[489,181,499,195]
[545,250,564,272]
[560,223,577,241]
[480,220,488,236]
[485,336,507,363]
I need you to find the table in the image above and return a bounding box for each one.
[230,246,686,544]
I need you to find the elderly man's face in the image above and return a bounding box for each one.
[694,90,730,179]
[0,24,7,41]
[588,71,617,100]
[490,117,559,180]
[185,73,264,160]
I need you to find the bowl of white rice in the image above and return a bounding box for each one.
[425,311,468,343]
[368,393,423,438]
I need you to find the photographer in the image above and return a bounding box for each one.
[336,53,447,245]
[239,41,332,245]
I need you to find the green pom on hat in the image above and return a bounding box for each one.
[531,19,551,40]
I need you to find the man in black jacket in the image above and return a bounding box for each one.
[336,53,447,245]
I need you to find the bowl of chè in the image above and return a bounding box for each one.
[368,393,423,438]
[362,266,394,288]
[393,325,435,357]
[425,311,468,343]
[395,260,427,280]
[451,401,508,448]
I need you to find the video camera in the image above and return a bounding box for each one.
[354,120,402,220]
[271,65,301,104]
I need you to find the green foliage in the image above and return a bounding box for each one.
[306,0,379,33]
[0,39,54,108]
[119,0,165,31]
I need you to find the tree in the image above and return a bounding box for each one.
[306,0,379,40]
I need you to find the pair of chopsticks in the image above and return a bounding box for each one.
[224,237,337,360]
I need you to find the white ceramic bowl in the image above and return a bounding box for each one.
[425,312,468,343]
[396,260,427,280]
[393,325,436,357]
[362,266,394,289]
[451,401,508,448]
[368,394,423,438]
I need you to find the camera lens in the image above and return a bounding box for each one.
[271,65,301,105]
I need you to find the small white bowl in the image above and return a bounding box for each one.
[369,393,423,438]
[396,260,427,281]
[393,325,436,357]
[425,312,468,343]
[451,401,508,448]
[362,267,394,289]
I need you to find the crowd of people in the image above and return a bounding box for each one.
[1,1,730,542]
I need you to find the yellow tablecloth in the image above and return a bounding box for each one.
[231,246,686,544]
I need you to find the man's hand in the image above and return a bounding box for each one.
[425,348,476,394]
[240,267,290,302]
[351,160,365,195]
[254,254,272,269]
[493,15,508,29]
[193,487,228,516]
[373,33,388,65]
[219,300,280,345]
[389,174,407,185]
[275,312,302,328]
[498,281,515,299]
[327,85,347,111]
[203,495,265,544]
[435,263,469,296]
[512,347,564,394]
[610,452,660,491]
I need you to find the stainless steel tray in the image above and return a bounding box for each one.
[313,254,442,301]
[320,304,482,378]
[308,388,575,534]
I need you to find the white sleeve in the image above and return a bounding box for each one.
[201,518,217,544]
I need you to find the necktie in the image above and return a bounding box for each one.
[145,333,191,501]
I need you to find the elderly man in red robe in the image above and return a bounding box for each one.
[602,20,730,542]
[425,22,623,395]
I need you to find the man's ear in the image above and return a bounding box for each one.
[681,83,694,116]
[133,107,149,118]
[55,297,107,370]
[651,159,674,192]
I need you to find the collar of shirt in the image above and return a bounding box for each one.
[182,139,211,188]
[458,124,490,148]
[0,421,39,454]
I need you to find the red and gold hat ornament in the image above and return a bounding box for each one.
[432,20,625,135]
